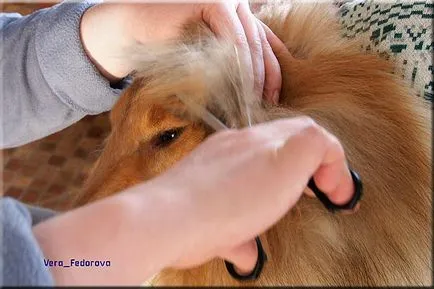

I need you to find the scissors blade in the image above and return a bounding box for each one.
[177,93,229,132]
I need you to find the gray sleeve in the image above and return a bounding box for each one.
[1,197,57,286]
[0,0,129,149]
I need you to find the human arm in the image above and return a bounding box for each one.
[1,0,283,149]
[1,198,56,286]
[0,1,128,149]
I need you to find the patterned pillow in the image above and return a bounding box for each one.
[338,0,433,101]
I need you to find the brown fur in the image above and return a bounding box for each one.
[72,2,432,286]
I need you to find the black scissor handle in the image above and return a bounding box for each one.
[224,236,268,281]
[224,170,362,281]
[308,169,363,213]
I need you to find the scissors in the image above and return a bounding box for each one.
[176,46,363,282]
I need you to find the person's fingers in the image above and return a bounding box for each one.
[220,239,258,274]
[202,3,284,103]
[284,121,354,208]
[312,161,355,205]
[258,19,290,58]
[305,182,360,213]
[304,186,316,198]
[255,18,281,104]
[236,2,265,98]
[202,3,255,95]
[249,0,268,13]
[253,117,355,209]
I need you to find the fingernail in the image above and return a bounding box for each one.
[272,91,280,104]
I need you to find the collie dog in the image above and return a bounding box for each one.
[72,2,432,286]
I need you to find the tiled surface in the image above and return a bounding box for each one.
[2,114,111,211]
[1,3,112,212]
[1,2,55,14]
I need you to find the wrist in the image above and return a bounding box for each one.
[33,196,137,285]
[32,181,188,285]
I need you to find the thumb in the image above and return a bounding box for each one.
[220,239,258,275]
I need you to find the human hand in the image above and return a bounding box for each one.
[33,117,357,285]
[151,116,357,274]
[80,0,284,103]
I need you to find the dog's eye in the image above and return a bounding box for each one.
[153,127,185,148]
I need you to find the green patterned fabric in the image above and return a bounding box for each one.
[338,0,433,101]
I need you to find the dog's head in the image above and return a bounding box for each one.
[74,24,292,206]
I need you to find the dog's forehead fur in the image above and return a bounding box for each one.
[125,30,269,131]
